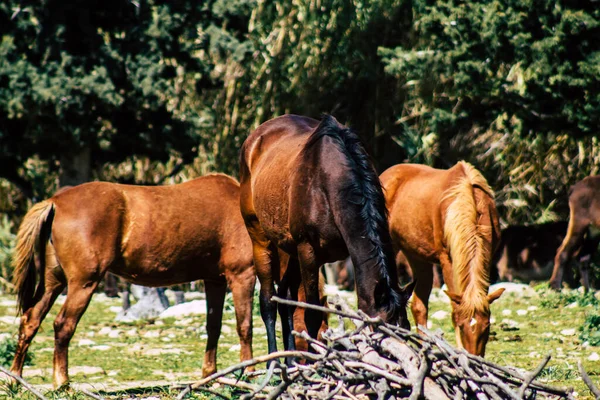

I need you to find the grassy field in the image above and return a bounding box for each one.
[0,284,598,399]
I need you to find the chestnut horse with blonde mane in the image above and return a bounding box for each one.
[10,174,256,388]
[240,114,413,355]
[381,162,504,356]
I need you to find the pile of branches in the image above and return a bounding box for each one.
[179,295,600,400]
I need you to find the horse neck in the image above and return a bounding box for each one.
[325,169,400,318]
[444,167,495,317]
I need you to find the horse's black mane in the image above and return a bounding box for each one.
[307,115,402,320]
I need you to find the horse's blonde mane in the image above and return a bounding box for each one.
[442,161,494,318]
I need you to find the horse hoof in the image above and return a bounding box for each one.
[548,281,561,291]
[53,379,70,391]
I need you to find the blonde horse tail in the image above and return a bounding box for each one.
[12,201,55,315]
[443,161,495,314]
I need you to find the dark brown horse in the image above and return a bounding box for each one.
[550,175,600,291]
[381,162,504,356]
[492,221,598,288]
[239,114,412,355]
[11,174,256,388]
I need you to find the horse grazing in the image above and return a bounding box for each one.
[492,222,598,289]
[550,175,600,291]
[381,162,504,356]
[240,114,413,355]
[11,174,256,388]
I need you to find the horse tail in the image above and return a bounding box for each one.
[12,200,55,315]
[443,161,495,316]
[308,115,403,321]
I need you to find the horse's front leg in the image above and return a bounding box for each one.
[550,214,588,290]
[405,256,432,334]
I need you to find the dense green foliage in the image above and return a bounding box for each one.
[0,0,599,279]
[580,314,600,346]
[0,337,32,367]
[379,0,600,222]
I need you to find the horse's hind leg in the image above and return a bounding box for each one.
[10,275,65,379]
[202,278,227,377]
[252,241,279,355]
[278,255,300,353]
[550,210,588,290]
[225,265,255,367]
[297,243,321,341]
[52,280,99,388]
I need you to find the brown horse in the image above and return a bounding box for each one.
[240,114,413,355]
[10,174,256,388]
[381,162,504,356]
[492,221,598,288]
[550,175,600,291]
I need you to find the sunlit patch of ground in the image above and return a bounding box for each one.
[0,284,598,399]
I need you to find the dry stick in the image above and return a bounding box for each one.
[0,366,48,400]
[579,361,600,400]
[216,377,262,392]
[240,358,277,400]
[343,361,412,387]
[176,350,320,400]
[408,345,431,400]
[77,387,106,400]
[419,325,570,397]
[518,353,552,399]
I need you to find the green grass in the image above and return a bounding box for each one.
[0,286,597,399]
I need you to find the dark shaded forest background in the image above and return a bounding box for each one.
[0,0,598,285]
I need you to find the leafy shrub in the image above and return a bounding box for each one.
[580,314,600,346]
[0,337,32,367]
[538,289,599,309]
[0,215,16,293]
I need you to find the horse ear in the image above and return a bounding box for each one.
[487,288,505,304]
[400,280,416,301]
[445,290,462,305]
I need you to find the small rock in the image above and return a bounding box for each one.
[499,319,519,331]
[560,328,576,336]
[502,309,512,316]
[0,316,20,325]
[108,306,123,313]
[431,310,449,320]
[125,328,138,337]
[229,344,241,352]
[91,345,112,351]
[71,366,104,376]
[159,300,207,319]
[108,330,121,338]
[588,352,600,361]
[98,327,113,336]
[221,325,232,334]
[516,309,528,316]
[143,330,160,339]
[527,306,538,311]
[78,339,96,346]
[566,302,578,309]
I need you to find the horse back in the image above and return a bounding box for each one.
[49,176,249,285]
[380,164,454,261]
[569,175,600,225]
[240,115,322,251]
